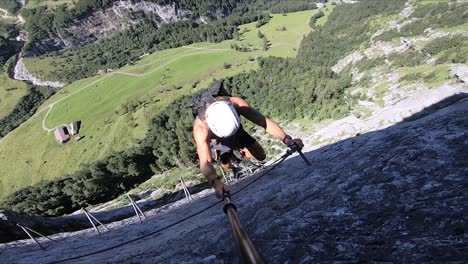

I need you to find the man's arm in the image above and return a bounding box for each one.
[193,118,230,198]
[230,96,303,147]
[193,118,217,183]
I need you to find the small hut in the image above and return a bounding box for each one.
[69,121,81,136]
[54,126,70,144]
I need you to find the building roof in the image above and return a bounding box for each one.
[54,126,70,143]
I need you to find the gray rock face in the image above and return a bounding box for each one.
[0,210,87,243]
[1,96,466,263]
[13,58,65,87]
[25,1,191,56]
[0,187,196,243]
[451,64,468,83]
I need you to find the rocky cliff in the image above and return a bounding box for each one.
[13,58,65,87]
[25,1,191,56]
[0,183,204,243]
[1,94,466,263]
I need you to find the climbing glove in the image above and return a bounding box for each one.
[212,178,231,198]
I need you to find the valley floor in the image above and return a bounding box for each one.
[0,9,325,198]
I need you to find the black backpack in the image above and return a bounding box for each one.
[187,79,231,118]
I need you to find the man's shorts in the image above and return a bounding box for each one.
[210,126,256,162]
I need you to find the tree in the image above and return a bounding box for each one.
[257,30,264,38]
[262,37,269,51]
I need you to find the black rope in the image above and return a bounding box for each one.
[50,200,224,263]
[231,155,288,195]
[50,154,290,264]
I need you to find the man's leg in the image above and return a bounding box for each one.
[211,142,235,170]
[239,141,266,161]
[234,127,266,162]
[219,152,235,170]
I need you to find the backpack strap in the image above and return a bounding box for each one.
[187,79,230,118]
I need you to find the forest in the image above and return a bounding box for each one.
[39,12,272,83]
[0,0,409,216]
[23,0,317,83]
[0,0,20,14]
[0,85,55,137]
[376,2,468,43]
[0,21,20,70]
[0,36,15,66]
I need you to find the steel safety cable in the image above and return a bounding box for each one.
[50,154,290,263]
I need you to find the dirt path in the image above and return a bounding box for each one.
[0,44,226,144]
[0,8,24,23]
[5,10,311,137]
[181,45,230,51]
[40,47,227,132]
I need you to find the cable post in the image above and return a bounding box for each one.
[180,176,194,202]
[127,194,147,223]
[219,164,229,183]
[82,208,110,235]
[17,223,58,250]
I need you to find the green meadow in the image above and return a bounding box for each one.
[0,73,28,120]
[25,0,76,10]
[398,64,454,88]
[416,0,450,4]
[0,8,332,198]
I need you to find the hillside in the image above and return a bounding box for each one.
[308,0,468,144]
[0,8,325,199]
[0,73,28,120]
[1,92,466,263]
[18,0,316,83]
[1,0,466,217]
[0,0,467,262]
[0,13,25,119]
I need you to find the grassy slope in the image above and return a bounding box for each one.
[398,64,452,88]
[0,74,28,120]
[22,7,318,82]
[347,0,465,119]
[0,16,17,24]
[25,0,76,10]
[0,9,324,198]
[416,0,450,4]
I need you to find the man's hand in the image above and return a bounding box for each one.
[283,135,304,149]
[212,178,231,198]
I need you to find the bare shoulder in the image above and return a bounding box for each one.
[229,96,266,127]
[229,96,249,107]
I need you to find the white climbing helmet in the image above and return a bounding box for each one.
[205,101,240,138]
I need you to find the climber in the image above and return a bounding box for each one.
[190,80,304,198]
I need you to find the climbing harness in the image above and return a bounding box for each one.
[49,144,310,263]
